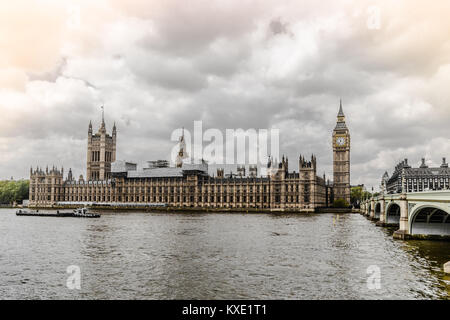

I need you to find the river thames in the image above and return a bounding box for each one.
[0,209,448,300]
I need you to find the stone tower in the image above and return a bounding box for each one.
[300,155,318,209]
[87,107,116,180]
[332,100,351,204]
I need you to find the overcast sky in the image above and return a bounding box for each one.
[1,0,450,190]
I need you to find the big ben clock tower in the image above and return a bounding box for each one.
[333,100,351,204]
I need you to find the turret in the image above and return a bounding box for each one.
[267,156,272,168]
[420,158,428,168]
[299,154,317,171]
[281,155,288,172]
[237,165,246,177]
[249,165,258,177]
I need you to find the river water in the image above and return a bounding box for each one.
[0,209,448,300]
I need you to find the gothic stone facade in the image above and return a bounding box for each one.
[87,117,116,181]
[382,158,450,194]
[29,158,332,211]
[29,106,349,211]
[332,101,351,204]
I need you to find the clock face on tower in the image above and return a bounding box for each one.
[336,137,346,147]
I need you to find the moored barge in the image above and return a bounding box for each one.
[16,207,100,218]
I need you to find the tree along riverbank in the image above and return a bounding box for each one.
[0,180,29,206]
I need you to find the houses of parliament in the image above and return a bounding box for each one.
[29,104,351,211]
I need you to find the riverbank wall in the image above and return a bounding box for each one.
[27,204,357,214]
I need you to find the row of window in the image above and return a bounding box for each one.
[50,194,313,204]
[391,178,450,193]
[37,183,307,195]
[32,190,327,204]
[90,151,113,162]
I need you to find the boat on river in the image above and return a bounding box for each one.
[16,207,101,218]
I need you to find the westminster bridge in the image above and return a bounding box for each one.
[361,191,450,240]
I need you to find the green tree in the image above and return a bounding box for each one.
[351,186,373,206]
[333,198,350,208]
[350,186,363,205]
[0,180,29,205]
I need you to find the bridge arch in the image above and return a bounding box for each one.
[409,205,450,236]
[386,202,400,225]
[375,203,381,219]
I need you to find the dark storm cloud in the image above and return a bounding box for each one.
[270,18,288,35]
[126,51,208,92]
[135,0,265,55]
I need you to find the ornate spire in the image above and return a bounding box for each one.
[338,99,345,118]
[335,99,348,130]
[99,105,106,133]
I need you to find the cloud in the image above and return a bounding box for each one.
[269,18,292,36]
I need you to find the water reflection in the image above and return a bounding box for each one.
[0,209,448,300]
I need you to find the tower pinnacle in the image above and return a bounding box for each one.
[98,105,107,133]
[335,100,347,130]
[100,105,105,129]
[338,99,345,118]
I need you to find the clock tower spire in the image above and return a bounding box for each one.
[333,100,351,204]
